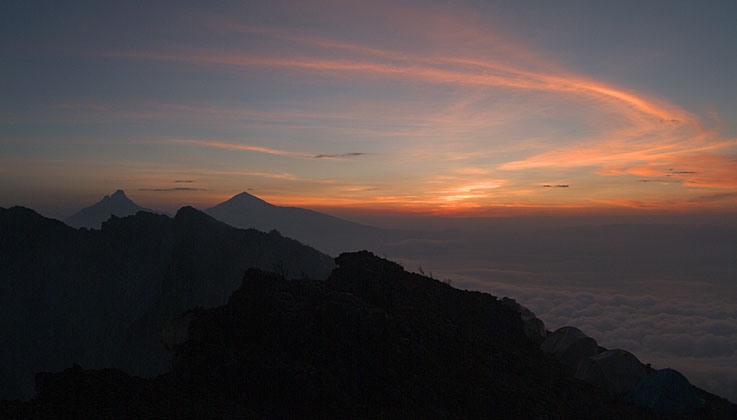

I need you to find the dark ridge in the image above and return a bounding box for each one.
[174,205,207,219]
[0,206,334,400]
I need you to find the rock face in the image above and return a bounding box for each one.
[523,317,547,344]
[0,205,334,400]
[3,251,702,420]
[540,326,599,370]
[575,349,648,395]
[501,297,546,344]
[501,297,537,321]
[64,189,152,229]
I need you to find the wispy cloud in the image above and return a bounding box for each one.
[597,153,737,188]
[53,102,108,111]
[208,23,684,122]
[107,49,689,124]
[594,191,737,209]
[156,139,370,162]
[157,138,309,158]
[686,191,737,204]
[209,170,336,184]
[341,186,379,192]
[431,180,506,205]
[138,187,206,192]
[313,152,367,159]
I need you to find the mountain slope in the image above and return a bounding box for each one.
[8,251,732,419]
[64,189,152,229]
[205,192,398,255]
[0,206,334,399]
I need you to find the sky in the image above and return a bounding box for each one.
[1,0,737,218]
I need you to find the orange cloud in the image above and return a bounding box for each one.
[156,138,309,158]
[671,154,737,188]
[434,180,505,203]
[595,153,737,189]
[629,154,737,188]
[594,191,737,211]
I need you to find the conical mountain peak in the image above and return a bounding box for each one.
[204,190,388,256]
[65,189,152,229]
[230,191,272,205]
[103,189,128,201]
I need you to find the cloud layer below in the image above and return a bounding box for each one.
[385,221,737,402]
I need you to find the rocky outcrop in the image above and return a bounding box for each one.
[523,317,547,344]
[540,326,599,370]
[575,349,648,395]
[501,297,547,344]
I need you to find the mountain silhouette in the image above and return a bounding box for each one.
[4,251,734,419]
[205,191,398,255]
[64,189,153,229]
[0,205,333,400]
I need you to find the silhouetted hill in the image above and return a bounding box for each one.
[64,189,153,229]
[0,205,334,400]
[205,191,399,255]
[6,252,734,419]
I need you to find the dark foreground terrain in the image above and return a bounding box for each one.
[2,251,734,419]
[0,206,333,399]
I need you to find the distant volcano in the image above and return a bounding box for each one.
[65,190,152,229]
[205,191,397,256]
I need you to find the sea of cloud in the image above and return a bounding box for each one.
[474,279,737,403]
[386,222,737,403]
